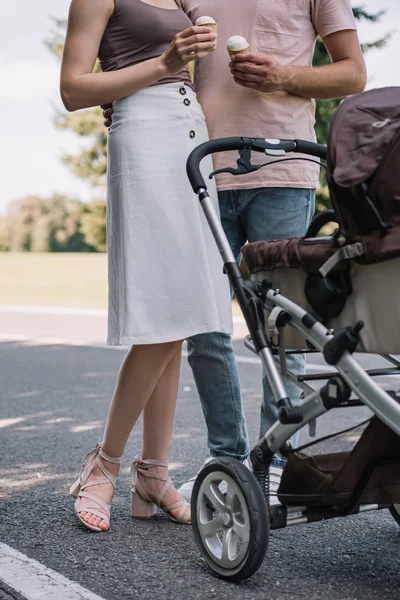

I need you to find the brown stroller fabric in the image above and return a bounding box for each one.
[277,417,400,509]
[242,237,337,275]
[242,238,302,273]
[327,86,400,256]
[242,230,400,277]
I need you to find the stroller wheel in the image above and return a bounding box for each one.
[389,504,400,526]
[192,458,269,582]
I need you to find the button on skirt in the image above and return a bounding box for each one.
[106,83,232,345]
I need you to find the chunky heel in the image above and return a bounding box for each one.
[130,456,191,525]
[131,489,157,519]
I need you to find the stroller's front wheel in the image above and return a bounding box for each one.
[389,504,400,526]
[192,458,269,582]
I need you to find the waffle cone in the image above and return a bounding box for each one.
[228,47,249,58]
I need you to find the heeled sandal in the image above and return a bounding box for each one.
[69,443,121,532]
[131,456,191,525]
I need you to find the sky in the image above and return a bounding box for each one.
[0,0,399,215]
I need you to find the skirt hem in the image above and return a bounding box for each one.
[107,322,233,346]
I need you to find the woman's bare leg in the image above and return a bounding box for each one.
[142,343,182,461]
[136,345,188,521]
[102,342,181,457]
[80,340,182,530]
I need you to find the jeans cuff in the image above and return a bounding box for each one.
[210,451,250,462]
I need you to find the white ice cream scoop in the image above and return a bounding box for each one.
[195,16,218,34]
[227,35,250,57]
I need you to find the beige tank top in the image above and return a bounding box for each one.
[98,0,194,89]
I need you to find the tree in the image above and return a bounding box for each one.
[0,216,11,251]
[313,7,389,144]
[47,18,107,188]
[80,200,107,252]
[4,195,97,253]
[312,7,390,216]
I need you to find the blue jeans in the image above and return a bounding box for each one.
[187,187,315,466]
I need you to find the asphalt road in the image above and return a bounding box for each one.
[1,310,400,600]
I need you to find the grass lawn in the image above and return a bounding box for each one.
[0,253,243,316]
[0,253,108,308]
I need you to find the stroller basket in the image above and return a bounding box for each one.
[279,417,400,509]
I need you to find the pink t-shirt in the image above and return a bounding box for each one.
[180,0,356,191]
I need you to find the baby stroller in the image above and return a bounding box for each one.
[186,87,400,582]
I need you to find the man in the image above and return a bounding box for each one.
[104,0,366,501]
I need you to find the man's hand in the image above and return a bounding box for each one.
[230,52,287,93]
[230,31,366,100]
[101,103,113,128]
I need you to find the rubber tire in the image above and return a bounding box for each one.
[389,504,400,526]
[192,458,269,582]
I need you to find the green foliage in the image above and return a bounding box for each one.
[0,217,11,252]
[315,183,332,218]
[0,195,107,253]
[313,41,341,145]
[6,195,92,253]
[44,17,67,61]
[313,16,390,144]
[313,5,389,212]
[48,17,107,187]
[59,122,108,187]
[352,7,384,22]
[80,200,107,252]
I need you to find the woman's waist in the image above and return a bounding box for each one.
[148,70,194,91]
[113,82,201,116]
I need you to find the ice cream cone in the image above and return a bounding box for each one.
[227,35,250,58]
[195,16,218,37]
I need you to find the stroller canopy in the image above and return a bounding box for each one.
[327,86,400,241]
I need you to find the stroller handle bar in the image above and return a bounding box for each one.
[186,137,327,194]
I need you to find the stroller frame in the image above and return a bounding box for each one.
[186,137,400,582]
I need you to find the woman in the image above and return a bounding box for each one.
[61,0,231,532]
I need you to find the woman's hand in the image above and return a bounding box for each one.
[160,25,217,76]
[99,25,216,125]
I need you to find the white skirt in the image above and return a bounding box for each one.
[106,83,232,345]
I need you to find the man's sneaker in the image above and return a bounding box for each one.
[177,457,251,503]
[269,465,283,505]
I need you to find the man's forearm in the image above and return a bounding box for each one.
[282,58,367,100]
